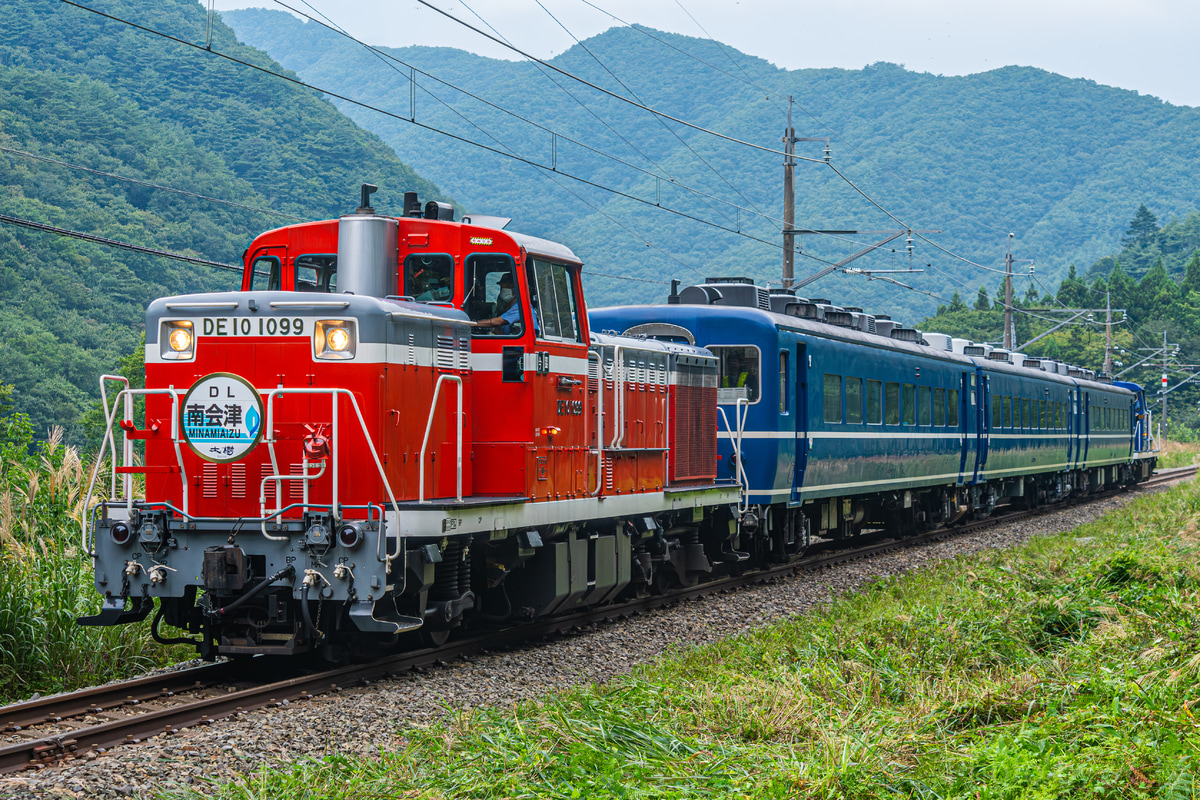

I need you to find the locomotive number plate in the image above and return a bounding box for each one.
[196,317,307,337]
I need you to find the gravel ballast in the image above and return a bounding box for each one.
[0,489,1170,799]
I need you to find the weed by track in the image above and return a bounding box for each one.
[176,479,1200,800]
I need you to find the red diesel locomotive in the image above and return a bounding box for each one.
[81,187,738,658]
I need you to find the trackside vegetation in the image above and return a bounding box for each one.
[0,386,186,704]
[182,480,1200,799]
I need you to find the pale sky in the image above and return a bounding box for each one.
[214,0,1200,107]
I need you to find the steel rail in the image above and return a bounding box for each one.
[2,467,1190,773]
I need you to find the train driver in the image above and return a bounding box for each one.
[475,273,524,334]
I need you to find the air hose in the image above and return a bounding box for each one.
[209,565,296,618]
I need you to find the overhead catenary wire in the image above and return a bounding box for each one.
[270,0,942,267]
[0,213,242,272]
[272,0,825,243]
[531,0,765,216]
[288,0,708,280]
[0,146,305,222]
[56,0,1019,308]
[59,0,899,268]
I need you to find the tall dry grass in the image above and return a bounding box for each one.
[0,420,180,703]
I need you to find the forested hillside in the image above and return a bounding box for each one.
[0,0,446,439]
[919,209,1200,435]
[226,9,1200,317]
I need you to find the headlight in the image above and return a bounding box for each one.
[314,320,356,360]
[160,321,194,360]
[327,327,351,352]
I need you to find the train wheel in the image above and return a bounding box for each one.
[420,628,451,648]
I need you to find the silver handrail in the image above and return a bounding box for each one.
[588,350,604,496]
[84,383,404,564]
[418,374,464,503]
[717,397,750,513]
[81,387,186,556]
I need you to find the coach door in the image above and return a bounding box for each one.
[967,370,990,484]
[1080,391,1091,469]
[792,343,808,498]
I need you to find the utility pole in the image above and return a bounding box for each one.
[779,98,830,289]
[1003,233,1014,350]
[781,97,795,289]
[1163,330,1169,441]
[1140,331,1180,443]
[1103,290,1113,375]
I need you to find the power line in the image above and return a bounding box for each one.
[283,0,707,280]
[0,146,304,222]
[58,0,1005,299]
[414,0,824,164]
[0,213,242,272]
[59,0,886,266]
[531,0,763,216]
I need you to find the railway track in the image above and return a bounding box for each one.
[3,465,1194,774]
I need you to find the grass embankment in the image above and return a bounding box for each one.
[1158,440,1200,470]
[0,417,187,704]
[187,481,1200,799]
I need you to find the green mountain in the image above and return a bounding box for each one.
[0,0,446,439]
[224,9,1200,323]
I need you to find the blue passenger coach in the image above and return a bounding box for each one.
[592,279,1157,543]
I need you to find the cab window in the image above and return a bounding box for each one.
[465,254,524,338]
[530,258,582,342]
[403,253,454,302]
[294,254,337,293]
[712,346,760,404]
[249,256,281,291]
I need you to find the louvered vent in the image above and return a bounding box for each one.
[435,333,455,370]
[230,463,246,499]
[202,463,218,499]
[825,310,854,328]
[262,463,276,501]
[289,463,305,500]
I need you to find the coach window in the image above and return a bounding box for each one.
[846,377,863,424]
[885,382,900,425]
[250,255,281,291]
[948,389,960,426]
[902,384,916,425]
[919,387,932,426]
[1022,399,1031,430]
[294,254,337,292]
[823,374,843,423]
[403,253,454,302]
[712,346,760,404]
[466,253,525,338]
[779,353,789,414]
[866,380,882,425]
[933,387,946,426]
[531,258,582,342]
[992,396,1002,429]
[1002,396,1012,428]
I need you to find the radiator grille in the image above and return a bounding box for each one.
[672,364,718,482]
